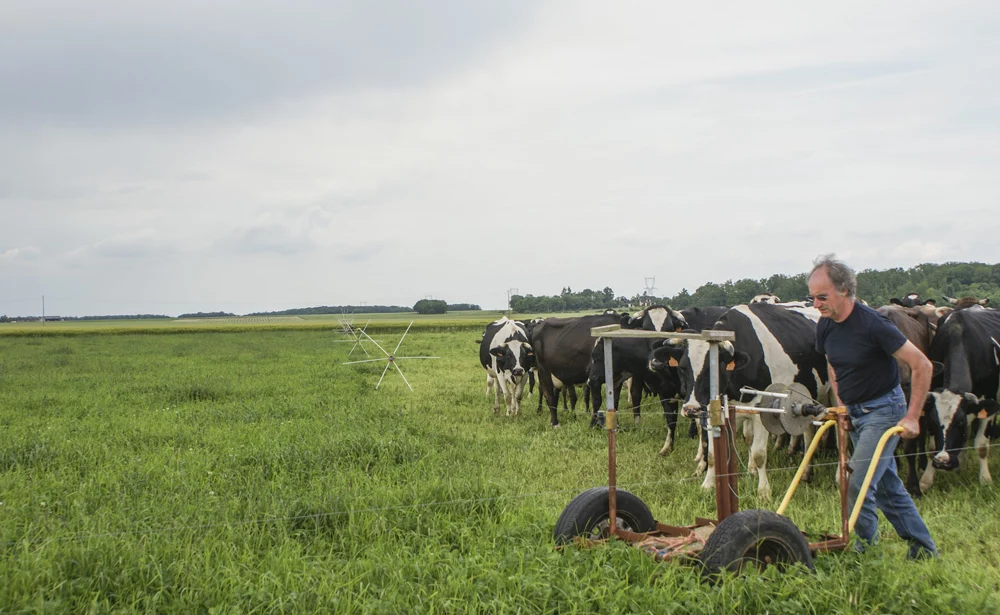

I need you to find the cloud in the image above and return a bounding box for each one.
[66,229,177,260]
[0,1,541,128]
[0,246,41,264]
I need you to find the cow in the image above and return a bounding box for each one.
[877,304,940,496]
[649,303,831,500]
[531,310,629,427]
[944,295,991,310]
[751,293,781,304]
[919,308,1000,492]
[478,318,535,416]
[679,306,730,332]
[890,293,934,309]
[586,305,687,447]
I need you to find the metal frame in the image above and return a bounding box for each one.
[581,324,900,562]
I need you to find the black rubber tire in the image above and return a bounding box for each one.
[699,509,814,576]
[553,487,656,545]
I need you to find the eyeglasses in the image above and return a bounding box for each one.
[807,294,829,302]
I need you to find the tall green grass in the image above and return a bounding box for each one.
[0,329,997,613]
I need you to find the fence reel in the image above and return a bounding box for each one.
[756,383,826,436]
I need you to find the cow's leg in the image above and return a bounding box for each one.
[799,426,815,483]
[919,461,936,494]
[568,385,579,411]
[658,396,678,456]
[538,369,560,427]
[497,374,514,416]
[510,378,525,417]
[695,421,708,475]
[750,417,772,501]
[701,431,715,489]
[903,435,922,496]
[974,419,993,485]
[629,377,644,424]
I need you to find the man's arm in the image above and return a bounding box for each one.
[893,340,932,439]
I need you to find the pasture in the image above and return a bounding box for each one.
[1,323,998,613]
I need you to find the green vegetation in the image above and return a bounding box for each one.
[511,262,1000,313]
[0,324,997,612]
[413,299,448,314]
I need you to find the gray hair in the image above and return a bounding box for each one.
[810,254,857,298]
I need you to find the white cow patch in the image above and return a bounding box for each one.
[648,307,668,332]
[782,305,821,322]
[733,305,800,387]
[682,340,713,409]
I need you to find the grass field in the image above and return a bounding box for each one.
[1,322,999,613]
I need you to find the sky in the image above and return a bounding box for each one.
[2,1,999,317]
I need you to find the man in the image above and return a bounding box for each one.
[809,254,937,559]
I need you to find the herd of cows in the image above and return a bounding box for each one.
[478,292,1000,500]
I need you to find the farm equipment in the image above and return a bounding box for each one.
[553,325,905,575]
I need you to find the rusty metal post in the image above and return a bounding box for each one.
[708,342,732,521]
[603,338,617,536]
[837,410,850,542]
[727,402,739,516]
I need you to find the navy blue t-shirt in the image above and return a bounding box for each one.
[815,301,907,405]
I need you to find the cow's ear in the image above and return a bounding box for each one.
[729,351,751,372]
[924,299,937,307]
[963,392,980,406]
[931,361,945,377]
[890,298,903,306]
[974,399,998,419]
[489,346,506,357]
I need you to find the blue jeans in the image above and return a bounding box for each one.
[847,385,938,559]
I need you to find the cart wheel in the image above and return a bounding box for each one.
[699,509,813,576]
[553,487,655,545]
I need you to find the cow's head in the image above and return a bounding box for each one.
[925,389,981,470]
[750,293,781,304]
[489,341,535,381]
[889,292,925,308]
[627,305,689,332]
[650,339,750,417]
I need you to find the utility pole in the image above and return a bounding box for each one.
[506,288,519,314]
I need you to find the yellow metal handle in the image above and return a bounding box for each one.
[848,425,904,534]
[776,420,837,516]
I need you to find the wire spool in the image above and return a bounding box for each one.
[760,383,790,436]
[779,382,816,436]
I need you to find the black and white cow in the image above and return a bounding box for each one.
[920,308,1000,492]
[587,305,687,445]
[751,293,782,304]
[479,318,534,416]
[531,310,628,427]
[650,303,831,500]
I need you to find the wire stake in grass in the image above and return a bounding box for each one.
[342,321,439,391]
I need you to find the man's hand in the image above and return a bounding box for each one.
[898,415,920,439]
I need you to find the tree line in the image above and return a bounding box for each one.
[510,262,1000,313]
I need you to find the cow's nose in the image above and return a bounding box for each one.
[932,451,950,468]
[681,402,701,418]
[512,368,523,376]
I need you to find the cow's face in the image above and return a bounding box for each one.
[751,293,780,304]
[925,389,979,470]
[489,341,534,381]
[629,306,688,332]
[651,340,749,416]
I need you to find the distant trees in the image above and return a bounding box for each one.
[177,311,236,319]
[446,303,481,311]
[0,314,9,323]
[413,299,448,314]
[507,262,1000,315]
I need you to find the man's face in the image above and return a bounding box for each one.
[808,268,853,322]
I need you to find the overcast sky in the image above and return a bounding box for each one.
[2,1,998,317]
